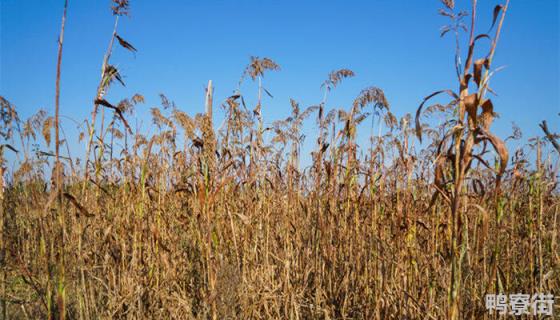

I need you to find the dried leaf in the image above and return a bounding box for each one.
[415,90,459,143]
[102,64,125,89]
[481,128,508,179]
[539,120,560,154]
[464,93,479,126]
[438,9,454,18]
[64,192,94,217]
[491,5,504,31]
[1,144,18,153]
[115,34,137,53]
[263,87,274,98]
[473,58,486,86]
[440,27,451,37]
[480,99,494,130]
[474,34,491,42]
[95,98,132,134]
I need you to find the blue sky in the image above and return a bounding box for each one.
[1,0,559,163]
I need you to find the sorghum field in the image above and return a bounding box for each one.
[1,0,558,319]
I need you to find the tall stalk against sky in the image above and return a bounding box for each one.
[415,0,510,317]
[53,1,67,319]
[82,0,133,193]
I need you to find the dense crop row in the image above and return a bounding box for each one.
[0,0,558,319]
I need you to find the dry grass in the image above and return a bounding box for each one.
[0,0,559,319]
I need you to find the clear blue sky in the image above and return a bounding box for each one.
[1,0,559,162]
